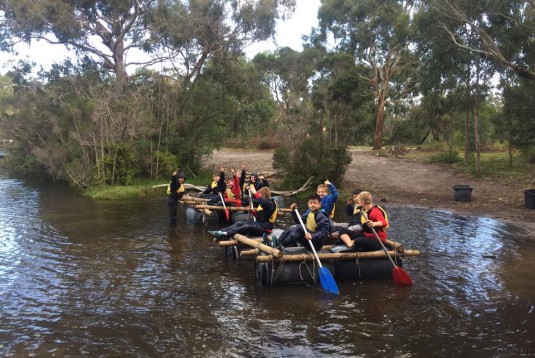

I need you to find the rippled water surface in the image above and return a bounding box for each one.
[1,172,534,357]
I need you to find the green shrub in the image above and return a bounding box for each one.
[273,138,351,189]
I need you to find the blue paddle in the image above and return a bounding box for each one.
[295,209,339,295]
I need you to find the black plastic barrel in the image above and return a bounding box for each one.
[452,184,473,202]
[525,189,535,209]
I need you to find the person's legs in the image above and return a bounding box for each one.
[209,221,244,239]
[297,235,323,250]
[167,197,178,225]
[337,227,359,247]
[278,226,296,247]
[354,237,382,251]
[220,222,246,237]
[339,233,354,247]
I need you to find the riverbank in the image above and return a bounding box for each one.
[204,148,535,234]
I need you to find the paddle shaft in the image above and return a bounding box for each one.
[362,211,397,268]
[294,209,323,268]
[218,192,229,220]
[249,195,256,221]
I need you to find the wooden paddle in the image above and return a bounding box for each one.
[218,192,230,221]
[249,194,256,222]
[362,211,413,286]
[295,209,339,295]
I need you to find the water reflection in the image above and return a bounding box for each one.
[0,173,534,356]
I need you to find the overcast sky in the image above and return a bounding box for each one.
[0,0,321,76]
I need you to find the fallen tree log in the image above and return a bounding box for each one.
[269,176,314,196]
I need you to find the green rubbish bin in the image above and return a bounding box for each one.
[452,184,473,202]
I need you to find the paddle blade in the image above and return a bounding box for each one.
[224,209,230,221]
[392,266,413,286]
[319,267,340,295]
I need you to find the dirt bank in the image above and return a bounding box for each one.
[204,148,535,233]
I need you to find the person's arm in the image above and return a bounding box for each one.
[240,166,248,196]
[288,203,299,224]
[345,201,354,216]
[202,184,211,195]
[259,174,269,188]
[326,180,338,201]
[310,211,331,241]
[231,169,241,198]
[368,207,387,229]
[170,171,179,193]
[217,168,226,193]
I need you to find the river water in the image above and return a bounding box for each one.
[1,170,534,357]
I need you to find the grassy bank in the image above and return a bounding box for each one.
[404,146,535,179]
[84,169,215,200]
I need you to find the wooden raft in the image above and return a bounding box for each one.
[227,234,420,263]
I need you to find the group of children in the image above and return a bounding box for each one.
[167,167,389,252]
[199,166,269,208]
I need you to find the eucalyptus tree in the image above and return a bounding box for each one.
[423,0,535,163]
[145,0,296,85]
[499,78,535,163]
[252,47,319,146]
[0,0,296,87]
[193,56,274,144]
[0,0,156,88]
[423,0,535,80]
[416,0,510,173]
[316,0,418,149]
[312,51,374,147]
[0,0,297,186]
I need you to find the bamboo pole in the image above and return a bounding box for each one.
[219,238,262,247]
[240,244,334,257]
[220,236,403,252]
[191,202,292,213]
[256,249,420,263]
[386,240,404,253]
[234,234,283,258]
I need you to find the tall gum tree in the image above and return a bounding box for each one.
[0,0,154,89]
[144,0,296,84]
[424,0,535,81]
[317,0,417,149]
[0,0,297,87]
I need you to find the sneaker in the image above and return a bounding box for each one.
[271,235,281,249]
[213,231,226,239]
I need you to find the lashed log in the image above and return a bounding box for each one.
[234,234,283,258]
[190,204,292,213]
[181,195,210,202]
[219,238,262,247]
[153,177,313,197]
[239,246,334,256]
[385,240,404,253]
[256,249,420,262]
[221,237,402,253]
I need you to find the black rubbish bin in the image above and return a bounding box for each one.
[525,189,535,209]
[452,184,473,202]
